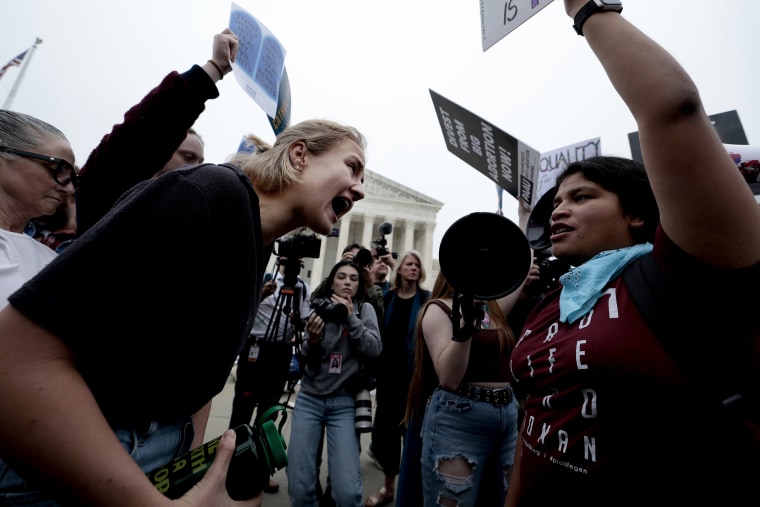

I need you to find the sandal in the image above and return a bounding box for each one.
[365,486,394,507]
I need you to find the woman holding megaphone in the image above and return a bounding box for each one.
[403,257,532,506]
[505,2,760,506]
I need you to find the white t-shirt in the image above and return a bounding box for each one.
[0,229,57,310]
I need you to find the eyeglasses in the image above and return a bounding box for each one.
[0,146,79,190]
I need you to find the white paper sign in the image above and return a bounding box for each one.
[229,3,286,117]
[534,138,601,206]
[480,0,555,51]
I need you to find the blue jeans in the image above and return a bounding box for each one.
[421,387,519,507]
[0,418,192,506]
[286,391,362,507]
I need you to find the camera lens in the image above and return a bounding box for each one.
[355,389,372,433]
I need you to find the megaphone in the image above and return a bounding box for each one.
[526,187,555,254]
[438,212,531,300]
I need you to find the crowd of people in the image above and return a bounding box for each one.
[1,1,758,506]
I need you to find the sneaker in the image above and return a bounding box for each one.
[366,444,383,472]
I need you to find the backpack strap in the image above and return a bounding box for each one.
[623,254,758,429]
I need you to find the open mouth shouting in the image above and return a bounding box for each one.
[331,196,353,219]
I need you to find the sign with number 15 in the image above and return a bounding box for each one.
[480,0,555,51]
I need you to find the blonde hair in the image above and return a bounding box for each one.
[391,250,426,290]
[229,119,366,194]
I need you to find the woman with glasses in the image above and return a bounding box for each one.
[0,111,78,309]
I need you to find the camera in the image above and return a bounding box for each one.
[353,248,373,269]
[372,222,398,259]
[276,232,322,260]
[528,255,572,297]
[310,297,349,322]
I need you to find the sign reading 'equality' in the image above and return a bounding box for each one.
[429,89,540,206]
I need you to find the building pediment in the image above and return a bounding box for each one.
[364,169,443,207]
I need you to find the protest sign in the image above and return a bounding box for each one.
[535,137,601,205]
[429,89,539,206]
[480,0,555,51]
[229,3,286,118]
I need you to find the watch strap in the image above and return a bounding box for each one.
[573,1,623,36]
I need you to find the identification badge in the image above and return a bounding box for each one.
[247,344,260,362]
[328,353,342,374]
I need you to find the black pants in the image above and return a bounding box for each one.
[229,340,293,429]
[370,378,408,477]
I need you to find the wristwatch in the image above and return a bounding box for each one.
[573,0,623,36]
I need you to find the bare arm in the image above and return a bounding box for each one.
[423,302,471,390]
[190,401,212,448]
[565,0,760,267]
[0,306,260,507]
[201,28,239,82]
[0,306,172,506]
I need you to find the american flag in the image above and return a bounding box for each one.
[0,50,28,81]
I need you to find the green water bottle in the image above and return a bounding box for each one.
[146,405,288,500]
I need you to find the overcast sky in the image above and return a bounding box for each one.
[2,0,758,255]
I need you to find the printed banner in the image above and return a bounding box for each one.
[229,3,286,118]
[480,0,555,51]
[429,89,539,206]
[535,137,601,206]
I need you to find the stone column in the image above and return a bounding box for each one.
[362,214,375,250]
[310,235,329,286]
[403,219,415,254]
[423,221,435,278]
[336,216,350,264]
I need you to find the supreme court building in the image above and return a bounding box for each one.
[269,169,443,289]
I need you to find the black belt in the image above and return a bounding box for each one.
[454,384,514,407]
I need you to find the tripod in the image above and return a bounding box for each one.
[263,256,304,344]
[262,256,306,406]
[228,256,307,428]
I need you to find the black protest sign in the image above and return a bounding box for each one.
[429,89,540,205]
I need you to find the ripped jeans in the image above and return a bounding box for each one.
[0,417,193,506]
[420,387,518,507]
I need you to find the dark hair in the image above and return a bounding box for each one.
[555,156,659,244]
[315,259,369,303]
[187,127,204,145]
[342,242,364,254]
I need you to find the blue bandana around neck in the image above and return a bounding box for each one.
[559,243,653,324]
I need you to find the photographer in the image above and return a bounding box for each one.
[287,259,382,507]
[228,256,311,493]
[370,249,395,295]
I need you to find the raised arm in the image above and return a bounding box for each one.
[75,28,239,235]
[565,0,760,267]
[0,306,260,506]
